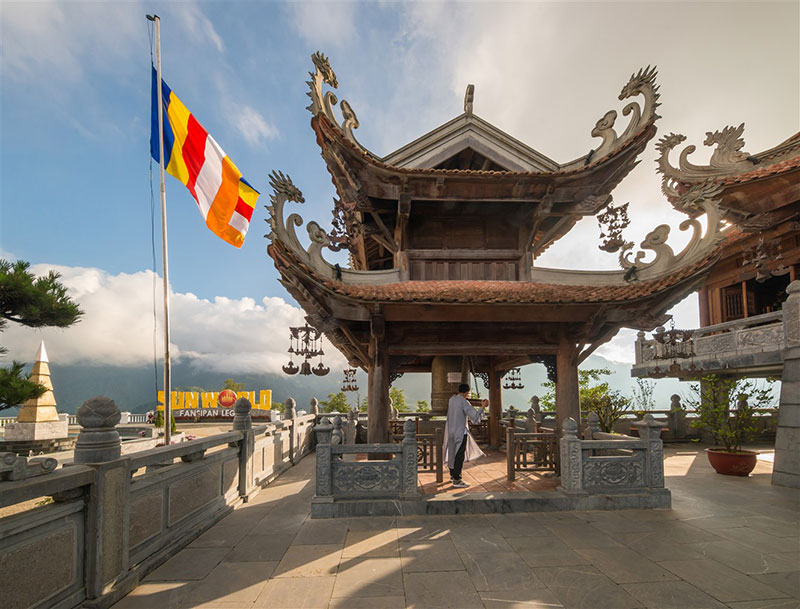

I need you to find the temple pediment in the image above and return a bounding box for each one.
[381,111,559,173]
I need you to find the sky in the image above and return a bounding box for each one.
[1,1,798,377]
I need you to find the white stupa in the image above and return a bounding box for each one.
[4,341,69,442]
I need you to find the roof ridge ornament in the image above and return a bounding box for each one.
[656,123,759,203]
[306,51,364,151]
[617,199,725,278]
[589,65,661,162]
[266,170,401,284]
[464,84,475,116]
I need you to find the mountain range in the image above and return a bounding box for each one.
[4,354,692,416]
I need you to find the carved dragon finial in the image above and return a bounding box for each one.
[618,199,725,279]
[589,65,660,161]
[656,123,757,186]
[306,51,364,149]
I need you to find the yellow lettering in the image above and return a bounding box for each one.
[184,392,199,408]
[259,390,272,411]
[201,392,218,408]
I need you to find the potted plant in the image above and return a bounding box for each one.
[686,375,775,476]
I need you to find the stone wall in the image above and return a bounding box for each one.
[0,397,315,609]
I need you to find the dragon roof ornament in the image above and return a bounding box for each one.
[306,51,364,152]
[588,66,661,163]
[266,170,400,285]
[656,123,760,195]
[618,199,725,278]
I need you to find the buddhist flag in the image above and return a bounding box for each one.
[150,67,259,248]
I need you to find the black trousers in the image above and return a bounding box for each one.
[450,433,468,480]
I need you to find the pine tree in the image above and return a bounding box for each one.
[0,259,82,409]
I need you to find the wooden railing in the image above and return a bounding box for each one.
[506,427,559,481]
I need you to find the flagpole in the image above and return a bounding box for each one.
[148,13,172,445]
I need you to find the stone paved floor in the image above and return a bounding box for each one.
[113,445,800,609]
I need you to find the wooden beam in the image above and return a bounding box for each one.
[382,304,594,323]
[488,362,502,449]
[387,344,557,356]
[367,231,395,254]
[368,211,397,252]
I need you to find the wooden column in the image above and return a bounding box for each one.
[488,362,502,449]
[555,335,580,432]
[698,286,710,327]
[367,314,389,446]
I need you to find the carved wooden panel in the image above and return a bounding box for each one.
[410,260,518,281]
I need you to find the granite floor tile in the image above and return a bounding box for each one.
[253,575,334,608]
[725,600,800,609]
[479,588,566,609]
[347,516,397,531]
[485,513,555,538]
[460,550,544,591]
[692,540,799,575]
[146,547,231,581]
[578,547,679,583]
[404,571,484,609]
[616,531,706,562]
[272,544,342,578]
[510,535,592,567]
[533,565,643,609]
[622,581,727,608]
[649,521,725,544]
[185,561,275,604]
[658,559,790,602]
[111,582,195,609]
[331,557,404,598]
[750,572,800,599]
[188,524,251,548]
[451,525,514,554]
[542,523,623,549]
[399,538,465,572]
[342,528,399,558]
[728,598,800,609]
[293,519,349,545]
[327,596,407,608]
[225,533,296,562]
[713,528,800,555]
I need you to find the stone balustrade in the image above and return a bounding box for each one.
[559,415,669,507]
[312,418,419,517]
[0,396,316,609]
[633,310,785,378]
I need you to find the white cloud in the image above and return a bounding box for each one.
[229,104,279,147]
[1,263,347,374]
[286,1,358,48]
[171,2,225,53]
[0,1,142,86]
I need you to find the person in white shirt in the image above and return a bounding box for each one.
[444,383,487,488]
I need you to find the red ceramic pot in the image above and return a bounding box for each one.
[705,448,758,476]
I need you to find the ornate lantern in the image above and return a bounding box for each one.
[341,368,359,392]
[503,368,524,390]
[282,324,329,376]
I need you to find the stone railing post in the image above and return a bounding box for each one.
[331,415,343,445]
[314,416,333,446]
[284,398,296,465]
[559,417,583,494]
[314,418,333,499]
[345,409,357,444]
[309,397,319,416]
[526,408,535,432]
[74,396,128,602]
[633,414,665,488]
[584,411,601,440]
[667,394,687,439]
[401,418,418,498]
[774,280,800,488]
[231,398,255,499]
[635,330,646,364]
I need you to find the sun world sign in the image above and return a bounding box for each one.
[156,390,272,419]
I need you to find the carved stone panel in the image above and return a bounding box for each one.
[694,333,735,355]
[737,325,784,349]
[332,462,401,496]
[583,455,644,489]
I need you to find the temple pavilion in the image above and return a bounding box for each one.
[267,52,729,445]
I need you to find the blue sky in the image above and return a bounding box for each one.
[1,1,798,373]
